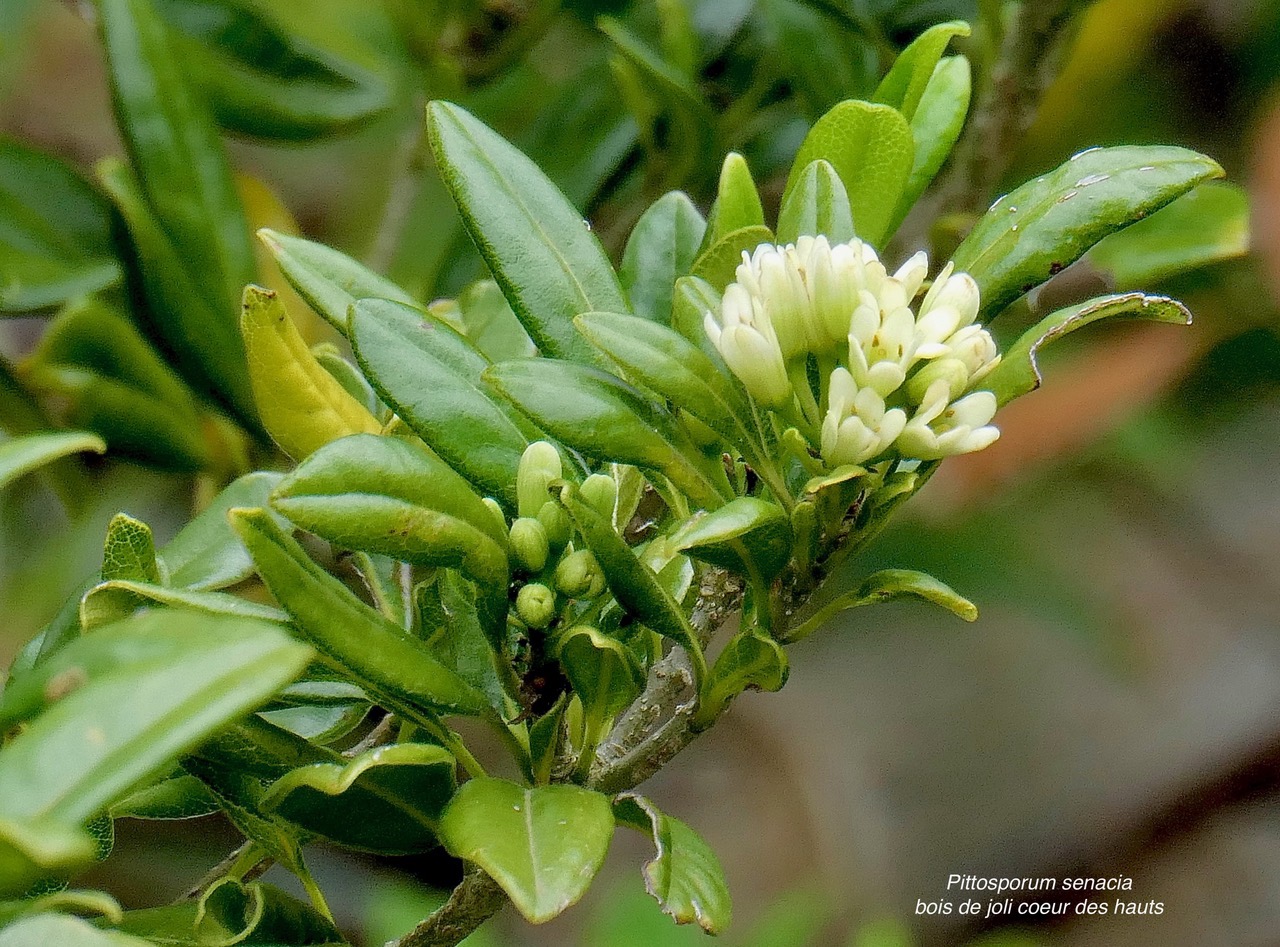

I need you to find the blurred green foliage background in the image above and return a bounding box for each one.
[3,0,1280,944]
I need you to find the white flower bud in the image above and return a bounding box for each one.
[704,284,793,407]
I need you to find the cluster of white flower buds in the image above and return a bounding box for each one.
[703,236,1002,466]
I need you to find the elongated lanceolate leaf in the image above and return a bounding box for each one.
[0,432,104,492]
[893,56,970,228]
[872,20,970,120]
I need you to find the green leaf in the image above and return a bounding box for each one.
[614,793,732,934]
[558,626,645,728]
[154,0,394,141]
[950,145,1225,316]
[0,819,96,900]
[80,580,288,632]
[242,285,382,460]
[893,55,970,228]
[111,773,219,820]
[0,250,120,316]
[260,743,456,855]
[418,571,510,715]
[557,484,706,688]
[873,20,970,120]
[0,432,104,492]
[230,506,490,718]
[486,359,730,510]
[96,0,254,312]
[983,293,1192,406]
[696,631,788,726]
[258,228,416,336]
[439,778,615,924]
[427,101,629,364]
[776,159,856,245]
[0,610,311,827]
[271,433,509,592]
[691,224,774,293]
[350,298,532,508]
[620,193,706,326]
[704,153,766,250]
[96,159,256,426]
[0,889,122,928]
[100,513,161,584]
[671,276,731,367]
[575,311,751,446]
[159,471,285,590]
[785,568,977,643]
[783,100,914,248]
[0,914,152,946]
[1085,181,1250,288]
[669,497,792,584]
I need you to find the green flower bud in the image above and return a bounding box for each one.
[906,357,971,405]
[517,441,562,518]
[509,517,550,573]
[554,549,604,599]
[515,582,556,629]
[537,500,572,552]
[481,497,507,532]
[579,474,618,522]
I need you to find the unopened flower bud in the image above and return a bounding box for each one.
[517,441,562,518]
[481,497,507,532]
[906,357,971,404]
[536,500,572,552]
[555,549,605,599]
[509,517,549,573]
[579,474,618,521]
[516,583,556,629]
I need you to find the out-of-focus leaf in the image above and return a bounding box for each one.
[669,497,792,584]
[892,55,970,227]
[437,279,537,363]
[111,773,219,820]
[620,193,706,326]
[1085,181,1249,288]
[0,820,96,900]
[784,100,914,248]
[486,359,730,509]
[0,610,311,828]
[439,777,615,924]
[984,292,1192,406]
[0,889,122,928]
[0,432,104,492]
[427,101,629,364]
[0,914,152,946]
[159,471,285,590]
[757,0,874,119]
[872,20,969,120]
[230,506,490,718]
[691,225,773,293]
[260,743,456,855]
[271,433,509,593]
[154,0,395,141]
[350,298,531,508]
[241,285,381,460]
[951,145,1224,316]
[614,793,731,934]
[777,159,856,245]
[258,228,416,336]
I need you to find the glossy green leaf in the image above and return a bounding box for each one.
[614,793,732,934]
[230,506,490,717]
[100,513,161,584]
[671,275,731,367]
[697,630,788,726]
[0,432,104,492]
[557,484,706,687]
[486,359,730,509]
[984,292,1192,406]
[439,778,615,924]
[669,497,792,584]
[271,433,509,591]
[260,743,455,855]
[951,145,1225,316]
[80,580,288,631]
[154,0,394,141]
[96,0,254,311]
[783,101,914,247]
[242,285,382,460]
[1085,181,1249,288]
[873,20,970,120]
[785,568,977,643]
[893,55,970,227]
[350,297,531,507]
[96,159,256,425]
[0,610,311,827]
[160,471,284,590]
[620,193,706,326]
[427,101,628,364]
[776,159,856,245]
[0,914,152,946]
[418,571,510,715]
[558,626,645,728]
[111,773,219,820]
[704,153,766,250]
[258,228,415,335]
[691,224,774,293]
[0,819,96,900]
